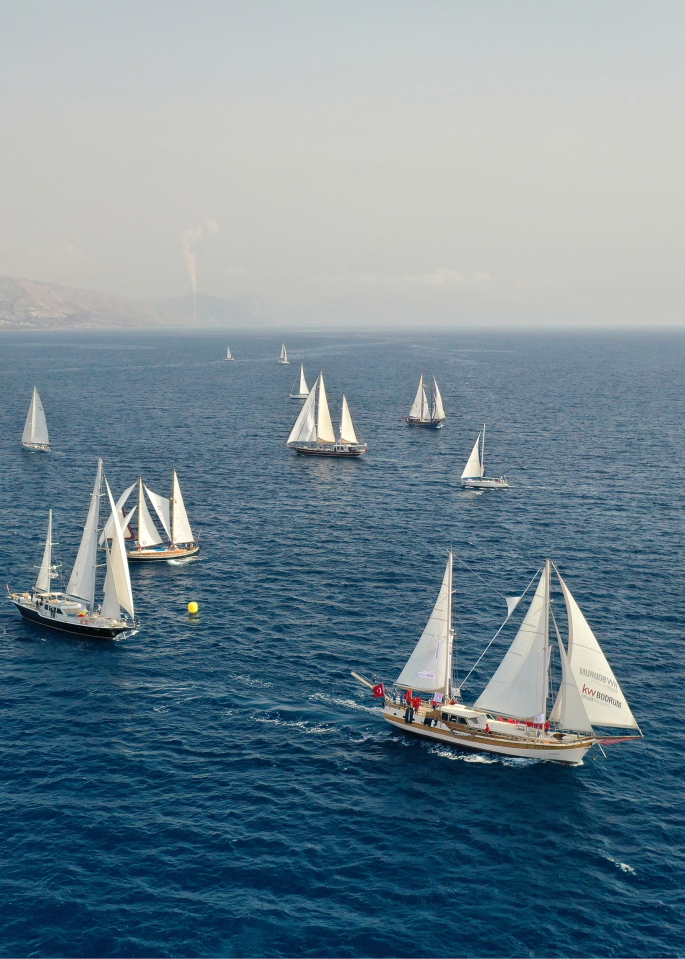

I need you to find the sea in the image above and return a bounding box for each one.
[0,328,683,958]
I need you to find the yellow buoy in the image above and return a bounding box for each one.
[188,601,199,614]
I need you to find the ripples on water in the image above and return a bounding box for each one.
[0,330,683,957]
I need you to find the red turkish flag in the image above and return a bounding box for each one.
[373,683,385,698]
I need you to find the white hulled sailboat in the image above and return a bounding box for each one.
[8,460,137,638]
[290,363,309,399]
[355,553,640,764]
[278,343,289,364]
[286,373,367,457]
[404,374,446,428]
[461,425,509,489]
[126,471,200,561]
[21,387,50,451]
[226,346,234,361]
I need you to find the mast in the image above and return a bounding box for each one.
[542,558,551,724]
[420,373,425,421]
[444,550,454,698]
[481,424,486,474]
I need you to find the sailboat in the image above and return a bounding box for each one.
[404,374,446,428]
[126,471,200,561]
[278,343,289,365]
[8,460,137,638]
[290,363,309,399]
[354,553,641,764]
[226,346,234,361]
[21,387,50,451]
[286,372,367,457]
[461,425,509,489]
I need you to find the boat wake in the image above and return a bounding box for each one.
[309,691,384,715]
[252,712,336,735]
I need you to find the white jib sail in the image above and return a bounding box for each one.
[557,571,638,729]
[104,479,134,618]
[99,483,136,545]
[227,346,232,359]
[549,630,593,733]
[145,485,171,539]
[432,377,446,421]
[396,555,452,694]
[298,364,309,396]
[461,434,483,479]
[22,387,49,445]
[474,567,549,720]
[316,373,336,443]
[35,510,53,593]
[340,395,358,444]
[137,478,163,547]
[171,470,194,545]
[100,545,120,620]
[409,376,425,419]
[287,379,318,444]
[66,458,103,607]
[280,343,288,362]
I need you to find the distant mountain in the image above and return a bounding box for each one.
[0,276,259,330]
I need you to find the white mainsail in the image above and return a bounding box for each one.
[145,485,171,539]
[461,434,484,479]
[171,470,194,545]
[104,480,135,618]
[100,545,120,620]
[99,483,136,545]
[339,395,358,444]
[432,377,446,421]
[35,510,53,593]
[557,571,638,728]
[474,565,549,720]
[298,364,309,396]
[316,373,336,443]
[226,346,232,359]
[548,625,593,733]
[137,478,163,547]
[396,554,452,694]
[22,387,49,446]
[287,380,318,444]
[409,375,427,420]
[66,459,103,608]
[279,343,288,363]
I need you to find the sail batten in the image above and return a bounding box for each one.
[35,510,53,593]
[66,459,103,607]
[171,470,194,545]
[316,373,336,443]
[396,555,452,694]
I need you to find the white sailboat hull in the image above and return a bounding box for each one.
[290,392,309,399]
[461,476,509,489]
[21,442,51,452]
[383,705,593,764]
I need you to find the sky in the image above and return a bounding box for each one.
[0,0,683,327]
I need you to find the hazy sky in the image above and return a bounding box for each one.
[0,0,683,326]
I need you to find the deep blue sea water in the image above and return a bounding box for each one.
[0,329,683,958]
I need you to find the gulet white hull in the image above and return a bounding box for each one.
[461,476,509,489]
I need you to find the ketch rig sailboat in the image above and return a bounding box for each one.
[461,425,509,489]
[226,346,234,361]
[404,374,446,428]
[354,553,641,764]
[8,460,137,638]
[278,343,289,365]
[286,373,367,457]
[126,471,200,561]
[290,363,309,399]
[21,387,50,451]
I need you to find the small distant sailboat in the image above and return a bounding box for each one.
[354,553,641,764]
[226,346,234,361]
[286,372,367,457]
[127,471,200,561]
[278,343,289,365]
[8,460,137,637]
[21,387,50,451]
[290,363,309,399]
[461,425,509,489]
[404,374,446,428]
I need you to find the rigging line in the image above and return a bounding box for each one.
[453,554,538,602]
[458,564,543,692]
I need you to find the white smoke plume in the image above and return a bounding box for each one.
[181,220,219,321]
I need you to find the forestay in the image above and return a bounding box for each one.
[340,395,358,444]
[287,380,318,444]
[557,571,638,728]
[171,470,194,545]
[316,374,336,443]
[474,567,549,720]
[396,555,452,694]
[67,459,103,607]
[462,434,483,479]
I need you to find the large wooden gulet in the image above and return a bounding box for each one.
[287,372,367,457]
[8,459,137,638]
[354,553,641,764]
[404,373,446,428]
[120,471,200,562]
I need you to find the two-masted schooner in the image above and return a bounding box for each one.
[8,459,137,638]
[278,344,289,365]
[461,425,509,489]
[21,387,50,452]
[355,553,640,764]
[226,346,234,361]
[123,471,200,561]
[404,374,446,428]
[286,372,367,457]
[290,363,309,399]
